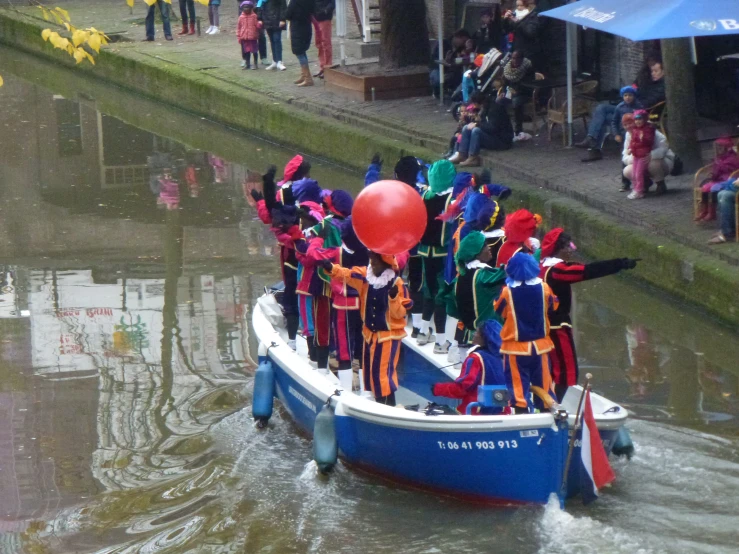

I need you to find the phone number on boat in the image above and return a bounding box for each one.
[437,440,518,450]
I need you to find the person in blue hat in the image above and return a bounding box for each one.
[432,320,510,415]
[494,252,558,413]
[578,85,643,162]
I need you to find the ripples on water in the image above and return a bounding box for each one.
[0,58,738,554]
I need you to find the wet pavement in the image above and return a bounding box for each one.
[0,63,738,554]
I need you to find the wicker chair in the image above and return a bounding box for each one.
[648,101,667,138]
[692,139,739,219]
[546,80,598,145]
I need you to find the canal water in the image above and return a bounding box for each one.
[1,51,738,554]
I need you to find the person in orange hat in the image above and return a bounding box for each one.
[539,228,638,400]
[495,208,541,267]
[323,252,412,406]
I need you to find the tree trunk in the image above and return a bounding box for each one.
[661,38,703,172]
[378,0,430,69]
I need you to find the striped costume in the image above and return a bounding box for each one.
[330,265,412,404]
[494,279,558,411]
[540,256,628,393]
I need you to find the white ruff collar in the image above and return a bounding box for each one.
[437,187,453,196]
[482,229,505,238]
[341,243,355,254]
[509,277,542,288]
[541,257,563,268]
[366,266,396,289]
[466,260,491,270]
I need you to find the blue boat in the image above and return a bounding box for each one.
[252,300,628,505]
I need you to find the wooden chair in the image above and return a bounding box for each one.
[649,101,667,139]
[520,73,547,134]
[546,80,598,145]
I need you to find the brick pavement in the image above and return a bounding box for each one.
[10,0,739,265]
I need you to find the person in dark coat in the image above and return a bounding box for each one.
[449,95,514,167]
[258,0,287,70]
[502,0,548,73]
[285,0,315,86]
[473,7,503,54]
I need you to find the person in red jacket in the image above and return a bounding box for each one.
[626,110,655,200]
[539,228,638,400]
[237,1,262,69]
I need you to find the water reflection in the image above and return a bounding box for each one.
[0,64,738,554]
[573,280,739,431]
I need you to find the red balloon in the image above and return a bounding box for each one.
[352,180,427,255]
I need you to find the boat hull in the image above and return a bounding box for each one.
[252,301,626,505]
[260,350,568,505]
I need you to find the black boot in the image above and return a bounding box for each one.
[574,136,596,149]
[306,337,317,362]
[655,181,667,195]
[316,346,330,370]
[581,148,602,163]
[286,314,299,341]
[376,393,396,407]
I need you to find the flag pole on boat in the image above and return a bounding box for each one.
[560,373,592,495]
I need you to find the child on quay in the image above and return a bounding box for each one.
[237,1,261,69]
[447,93,486,159]
[696,137,739,222]
[206,0,221,35]
[626,110,656,200]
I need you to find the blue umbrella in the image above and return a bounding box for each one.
[540,0,739,41]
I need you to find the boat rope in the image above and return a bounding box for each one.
[326,390,342,406]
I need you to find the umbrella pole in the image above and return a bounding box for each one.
[566,22,574,147]
[438,0,444,105]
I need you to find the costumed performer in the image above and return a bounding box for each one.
[539,228,638,400]
[324,253,412,405]
[431,320,510,415]
[494,252,558,413]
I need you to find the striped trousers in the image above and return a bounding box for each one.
[362,333,401,400]
[504,352,555,412]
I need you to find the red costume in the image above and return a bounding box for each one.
[539,228,634,394]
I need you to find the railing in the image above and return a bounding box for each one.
[361,0,371,43]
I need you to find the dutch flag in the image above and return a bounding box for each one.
[580,389,615,505]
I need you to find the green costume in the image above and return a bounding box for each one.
[452,231,506,339]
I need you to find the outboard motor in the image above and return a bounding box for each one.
[252,360,275,429]
[466,385,510,415]
[313,403,338,474]
[611,427,635,459]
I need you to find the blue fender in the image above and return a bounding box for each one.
[313,403,338,474]
[611,427,635,459]
[252,360,275,427]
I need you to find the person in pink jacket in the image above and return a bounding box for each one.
[626,110,656,200]
[237,1,262,69]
